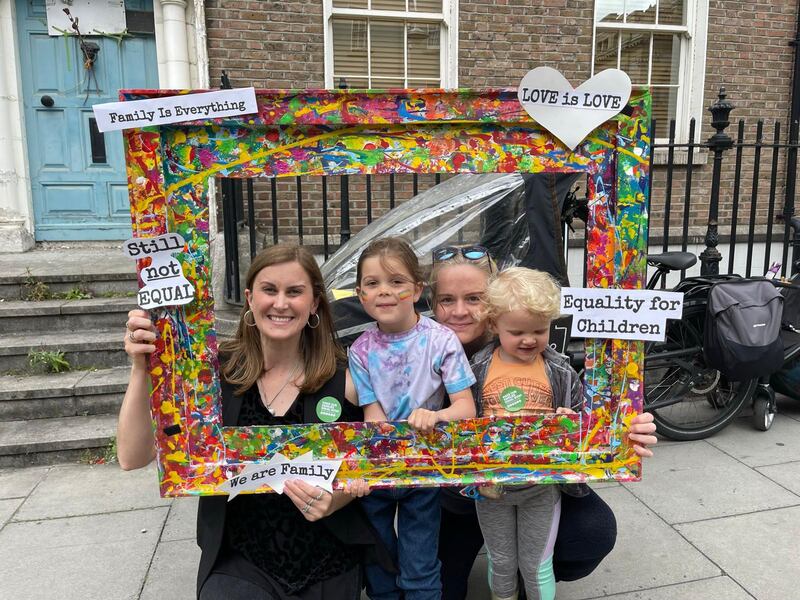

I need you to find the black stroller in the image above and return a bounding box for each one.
[753,216,800,428]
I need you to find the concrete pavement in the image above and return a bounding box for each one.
[2,395,799,600]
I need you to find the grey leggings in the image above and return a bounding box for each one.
[476,485,561,600]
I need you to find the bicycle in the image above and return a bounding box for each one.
[562,188,763,441]
[640,216,800,440]
[640,255,759,440]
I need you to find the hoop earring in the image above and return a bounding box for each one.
[244,309,256,327]
[307,313,321,329]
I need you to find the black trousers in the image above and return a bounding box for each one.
[438,488,617,600]
[200,563,361,600]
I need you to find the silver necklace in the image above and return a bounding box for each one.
[258,363,300,415]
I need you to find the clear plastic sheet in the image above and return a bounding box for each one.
[322,173,530,292]
[322,171,585,295]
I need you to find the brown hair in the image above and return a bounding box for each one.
[355,237,424,286]
[220,244,344,395]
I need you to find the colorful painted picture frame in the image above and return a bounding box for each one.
[121,88,650,497]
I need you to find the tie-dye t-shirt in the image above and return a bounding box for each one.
[348,315,476,420]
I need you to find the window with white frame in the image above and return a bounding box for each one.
[593,0,708,140]
[324,0,458,90]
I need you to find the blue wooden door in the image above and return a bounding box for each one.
[16,0,158,240]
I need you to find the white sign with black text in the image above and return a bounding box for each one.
[217,452,343,500]
[560,288,684,342]
[122,233,195,310]
[93,88,257,132]
[517,67,632,150]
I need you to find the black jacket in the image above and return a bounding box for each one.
[195,367,394,597]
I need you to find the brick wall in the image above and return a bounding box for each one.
[205,0,324,89]
[459,0,594,88]
[205,0,325,246]
[206,0,799,260]
[686,0,799,253]
[705,1,797,125]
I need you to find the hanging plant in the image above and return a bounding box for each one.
[90,28,133,48]
[62,7,100,103]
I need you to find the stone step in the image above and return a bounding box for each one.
[0,414,118,467]
[0,276,138,302]
[0,367,129,421]
[0,247,137,301]
[0,330,128,373]
[216,307,239,339]
[0,298,138,334]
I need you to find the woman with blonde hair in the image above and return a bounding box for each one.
[428,244,657,600]
[117,244,388,600]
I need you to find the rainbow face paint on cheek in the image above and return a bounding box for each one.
[397,289,413,300]
[359,289,368,299]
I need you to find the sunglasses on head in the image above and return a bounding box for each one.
[432,245,493,271]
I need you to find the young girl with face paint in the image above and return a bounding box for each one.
[348,237,477,600]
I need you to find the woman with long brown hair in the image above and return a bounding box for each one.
[117,244,387,600]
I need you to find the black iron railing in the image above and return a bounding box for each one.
[220,173,441,303]
[648,90,799,281]
[220,89,799,303]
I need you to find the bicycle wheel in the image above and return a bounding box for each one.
[644,307,757,441]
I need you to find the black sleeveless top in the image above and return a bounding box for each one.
[195,366,393,598]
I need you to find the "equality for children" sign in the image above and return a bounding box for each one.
[560,288,684,342]
[93,88,257,132]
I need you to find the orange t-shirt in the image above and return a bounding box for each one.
[481,349,553,416]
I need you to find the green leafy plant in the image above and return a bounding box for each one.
[94,290,137,298]
[28,349,71,373]
[60,287,92,300]
[80,437,118,465]
[21,269,51,301]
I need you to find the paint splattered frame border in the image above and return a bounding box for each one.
[121,88,650,497]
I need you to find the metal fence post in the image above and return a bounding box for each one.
[219,72,239,301]
[221,178,241,303]
[781,119,798,276]
[700,88,735,276]
[337,78,352,245]
[340,175,351,244]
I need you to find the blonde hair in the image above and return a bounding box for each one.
[220,244,344,396]
[429,245,497,307]
[484,267,561,323]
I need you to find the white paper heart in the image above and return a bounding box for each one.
[517,67,632,150]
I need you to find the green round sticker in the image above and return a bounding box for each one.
[316,396,342,422]
[499,386,526,412]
